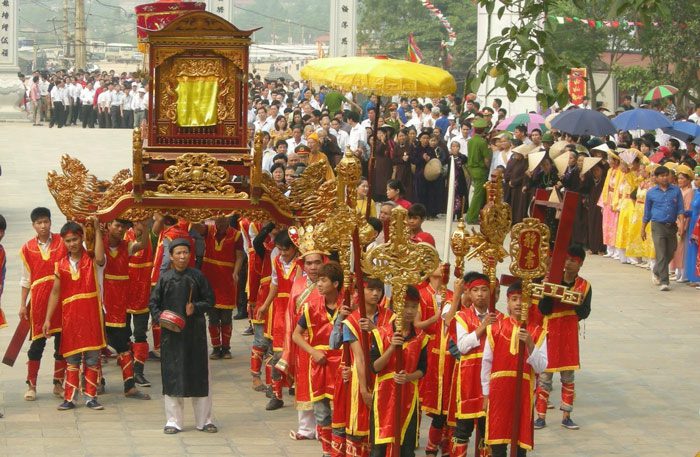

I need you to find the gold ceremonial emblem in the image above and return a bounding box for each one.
[313,149,370,286]
[157,153,246,196]
[288,225,329,257]
[508,218,550,322]
[451,179,510,283]
[362,207,440,332]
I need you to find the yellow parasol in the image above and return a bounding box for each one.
[300,56,456,98]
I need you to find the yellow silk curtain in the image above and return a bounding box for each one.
[175,76,219,127]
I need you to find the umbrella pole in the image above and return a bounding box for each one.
[366,95,382,220]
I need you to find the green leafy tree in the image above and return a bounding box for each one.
[468,0,671,107]
[357,0,478,85]
[548,0,634,106]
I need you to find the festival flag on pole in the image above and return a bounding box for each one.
[407,33,423,63]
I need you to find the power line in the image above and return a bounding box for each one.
[232,5,329,33]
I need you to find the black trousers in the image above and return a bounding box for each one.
[110,106,121,128]
[81,105,94,128]
[122,110,134,128]
[454,416,486,443]
[51,102,65,127]
[127,312,150,343]
[70,99,81,124]
[370,406,418,457]
[491,444,527,457]
[207,308,233,326]
[27,333,62,361]
[105,326,135,392]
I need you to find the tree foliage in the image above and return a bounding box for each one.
[548,0,634,105]
[357,0,478,85]
[469,0,671,108]
[613,0,700,106]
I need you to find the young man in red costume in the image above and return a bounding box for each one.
[103,219,151,400]
[239,216,263,332]
[329,277,394,457]
[406,203,436,247]
[369,285,428,457]
[249,221,277,392]
[292,262,344,457]
[257,229,301,410]
[448,272,502,456]
[534,244,592,430]
[150,215,195,358]
[126,220,154,387]
[482,281,548,457]
[44,219,107,410]
[280,227,327,441]
[198,217,244,360]
[415,266,454,457]
[19,207,67,401]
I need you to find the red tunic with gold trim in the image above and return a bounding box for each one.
[251,238,274,338]
[278,276,317,408]
[543,276,590,372]
[201,225,243,310]
[150,223,195,286]
[301,293,342,402]
[270,255,301,351]
[371,325,429,446]
[333,306,395,436]
[20,235,67,339]
[419,284,455,416]
[55,254,107,357]
[103,238,130,327]
[126,228,152,314]
[484,317,545,450]
[452,305,503,420]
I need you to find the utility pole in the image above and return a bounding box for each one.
[63,0,71,58]
[75,0,87,69]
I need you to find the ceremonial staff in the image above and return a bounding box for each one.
[450,176,511,455]
[508,218,550,457]
[363,206,439,457]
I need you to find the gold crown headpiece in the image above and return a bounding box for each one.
[288,225,330,257]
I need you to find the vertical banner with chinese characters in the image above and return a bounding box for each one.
[568,67,587,106]
[329,0,357,57]
[0,0,17,67]
[206,0,233,24]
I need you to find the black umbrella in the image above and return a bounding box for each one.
[264,71,294,82]
[550,108,616,136]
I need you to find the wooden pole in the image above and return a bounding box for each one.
[352,227,371,386]
[392,321,404,457]
[366,96,381,219]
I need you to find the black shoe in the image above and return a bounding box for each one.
[233,312,248,320]
[148,350,161,361]
[86,398,104,410]
[209,349,222,360]
[57,400,76,411]
[288,387,295,396]
[265,397,284,411]
[221,349,232,359]
[241,325,254,336]
[134,373,151,388]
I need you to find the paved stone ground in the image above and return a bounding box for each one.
[0,124,698,456]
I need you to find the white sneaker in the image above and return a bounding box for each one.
[651,274,660,285]
[676,278,689,283]
[659,284,670,291]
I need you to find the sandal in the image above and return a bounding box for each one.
[289,430,312,440]
[163,426,180,435]
[198,423,218,433]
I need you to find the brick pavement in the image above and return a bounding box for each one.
[0,125,698,456]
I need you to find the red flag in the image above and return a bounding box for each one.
[407,33,423,63]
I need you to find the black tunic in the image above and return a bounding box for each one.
[149,267,215,397]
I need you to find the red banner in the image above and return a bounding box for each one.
[568,68,587,106]
[517,230,542,272]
